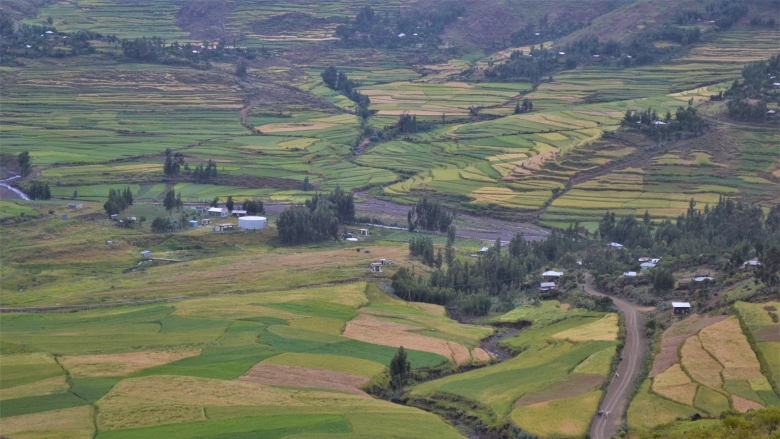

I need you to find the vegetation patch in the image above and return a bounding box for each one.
[511,390,602,438]
[627,380,698,431]
[681,335,723,390]
[0,405,95,439]
[551,313,618,341]
[693,386,730,416]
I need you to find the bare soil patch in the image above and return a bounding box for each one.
[650,314,727,377]
[353,191,548,241]
[343,314,470,364]
[732,395,764,412]
[237,364,369,396]
[514,373,605,406]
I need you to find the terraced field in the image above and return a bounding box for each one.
[0,282,488,439]
[627,312,780,432]
[411,301,619,437]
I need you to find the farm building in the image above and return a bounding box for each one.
[360,229,370,236]
[140,250,151,258]
[368,262,383,273]
[201,218,210,226]
[638,257,650,262]
[610,242,624,249]
[623,271,638,277]
[542,270,563,279]
[238,216,267,230]
[188,220,198,227]
[672,302,691,315]
[214,224,234,232]
[231,209,247,217]
[208,207,228,217]
[742,259,762,270]
[539,282,556,292]
[479,246,490,253]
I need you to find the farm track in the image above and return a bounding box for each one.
[584,274,648,439]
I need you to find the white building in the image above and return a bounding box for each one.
[640,262,656,269]
[539,282,556,292]
[672,302,691,315]
[610,242,624,249]
[140,250,151,258]
[208,207,228,217]
[542,270,563,278]
[238,216,267,230]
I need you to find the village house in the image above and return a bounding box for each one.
[672,302,691,315]
[368,262,383,273]
[208,207,228,217]
[539,282,556,292]
[542,270,563,280]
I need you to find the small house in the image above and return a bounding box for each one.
[368,262,383,273]
[542,270,563,280]
[208,207,228,217]
[742,259,762,270]
[380,259,387,265]
[692,276,715,283]
[201,218,211,226]
[140,250,151,258]
[558,52,565,55]
[623,271,638,277]
[398,33,406,38]
[61,214,68,220]
[110,214,118,220]
[610,242,624,249]
[106,240,113,245]
[360,229,370,236]
[651,258,660,264]
[479,246,490,253]
[188,220,198,227]
[672,302,691,315]
[231,209,247,217]
[539,282,556,292]
[638,257,650,262]
[640,262,656,269]
[768,110,776,117]
[653,121,667,125]
[214,224,234,232]
[67,203,83,209]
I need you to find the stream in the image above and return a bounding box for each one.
[0,172,29,200]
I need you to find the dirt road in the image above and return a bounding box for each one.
[584,274,648,439]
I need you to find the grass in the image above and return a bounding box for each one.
[693,386,731,416]
[652,364,697,406]
[628,380,698,431]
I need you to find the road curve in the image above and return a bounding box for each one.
[585,274,648,439]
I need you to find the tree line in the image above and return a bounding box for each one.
[321,66,370,117]
[0,12,102,65]
[277,186,355,245]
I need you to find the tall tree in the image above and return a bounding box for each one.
[389,347,411,390]
[18,151,31,177]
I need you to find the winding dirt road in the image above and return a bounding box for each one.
[584,274,648,439]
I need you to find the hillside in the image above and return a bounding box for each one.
[1,1,779,438]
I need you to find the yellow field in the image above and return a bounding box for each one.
[261,353,386,379]
[552,314,618,342]
[680,336,723,390]
[0,376,68,401]
[652,364,697,406]
[0,406,95,439]
[573,346,617,376]
[511,391,602,438]
[698,317,763,380]
[60,350,201,377]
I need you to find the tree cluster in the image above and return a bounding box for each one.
[334,5,464,50]
[192,159,218,183]
[720,55,780,122]
[514,99,533,114]
[26,181,51,200]
[119,36,267,68]
[103,187,133,215]
[407,197,453,233]
[409,236,436,267]
[0,12,101,65]
[162,189,183,215]
[277,187,354,245]
[242,199,264,215]
[621,105,706,140]
[163,149,185,177]
[17,151,31,177]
